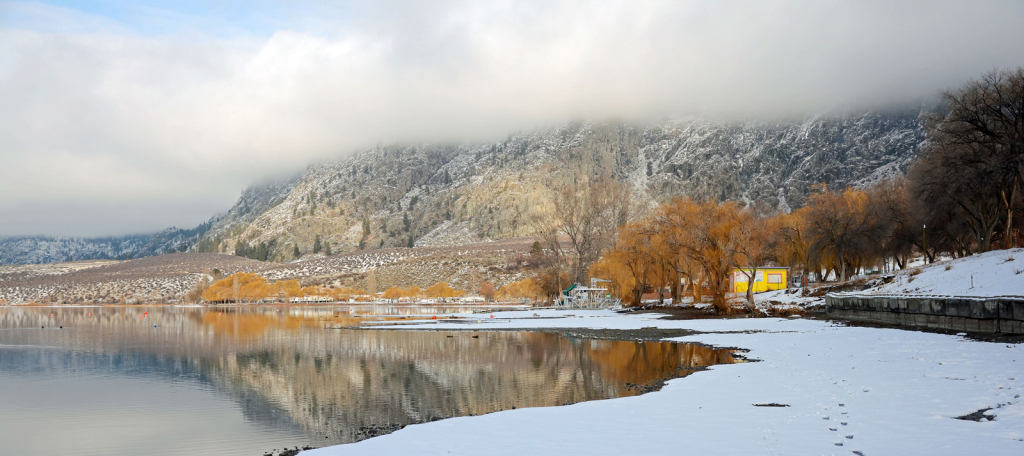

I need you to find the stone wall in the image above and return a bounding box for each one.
[825,294,1024,334]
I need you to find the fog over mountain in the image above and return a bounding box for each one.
[1,1,1023,261]
[1,111,925,264]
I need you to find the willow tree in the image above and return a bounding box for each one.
[732,209,781,310]
[804,185,886,280]
[654,198,745,312]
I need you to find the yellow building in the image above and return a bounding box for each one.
[730,267,789,293]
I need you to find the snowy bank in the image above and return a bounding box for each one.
[854,248,1024,298]
[303,310,1024,455]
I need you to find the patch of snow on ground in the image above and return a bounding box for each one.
[855,248,1024,297]
[755,288,825,310]
[304,310,1024,455]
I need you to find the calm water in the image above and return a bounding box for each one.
[0,306,735,455]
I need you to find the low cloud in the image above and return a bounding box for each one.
[2,0,1024,236]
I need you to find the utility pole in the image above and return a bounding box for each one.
[922,224,928,264]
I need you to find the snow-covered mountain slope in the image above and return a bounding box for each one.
[0,177,297,265]
[2,110,925,265]
[0,222,214,265]
[0,235,151,265]
[200,110,925,261]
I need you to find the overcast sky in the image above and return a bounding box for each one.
[2,0,1023,237]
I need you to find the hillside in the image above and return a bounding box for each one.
[0,222,213,265]
[0,111,925,265]
[0,239,539,305]
[197,111,925,262]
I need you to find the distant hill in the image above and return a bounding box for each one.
[0,222,213,265]
[1,111,925,265]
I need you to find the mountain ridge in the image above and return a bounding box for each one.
[0,111,925,265]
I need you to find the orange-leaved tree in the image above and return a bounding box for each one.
[202,272,268,303]
[732,209,782,310]
[804,184,885,281]
[479,282,496,301]
[496,278,543,302]
[404,285,423,300]
[425,282,464,299]
[382,287,406,302]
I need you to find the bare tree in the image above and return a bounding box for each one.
[909,141,1003,253]
[867,177,918,269]
[925,68,1024,249]
[541,173,636,285]
[804,185,885,281]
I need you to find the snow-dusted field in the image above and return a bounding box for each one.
[305,310,1023,455]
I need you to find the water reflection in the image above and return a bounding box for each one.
[0,306,734,454]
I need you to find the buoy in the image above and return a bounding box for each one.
[153,325,157,328]
[490,314,494,318]
[88,312,92,316]
[432,315,437,320]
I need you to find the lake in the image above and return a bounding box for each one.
[0,306,735,455]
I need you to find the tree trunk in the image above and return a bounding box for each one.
[698,272,707,303]
[671,270,681,305]
[710,275,729,314]
[745,267,757,311]
[1003,182,1018,248]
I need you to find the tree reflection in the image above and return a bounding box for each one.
[0,306,734,445]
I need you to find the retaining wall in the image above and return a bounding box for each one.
[825,294,1024,334]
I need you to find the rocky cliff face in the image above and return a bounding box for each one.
[200,110,925,261]
[0,110,925,265]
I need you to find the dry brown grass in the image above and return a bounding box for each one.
[767,305,806,317]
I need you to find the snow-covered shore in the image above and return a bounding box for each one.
[304,310,1023,455]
